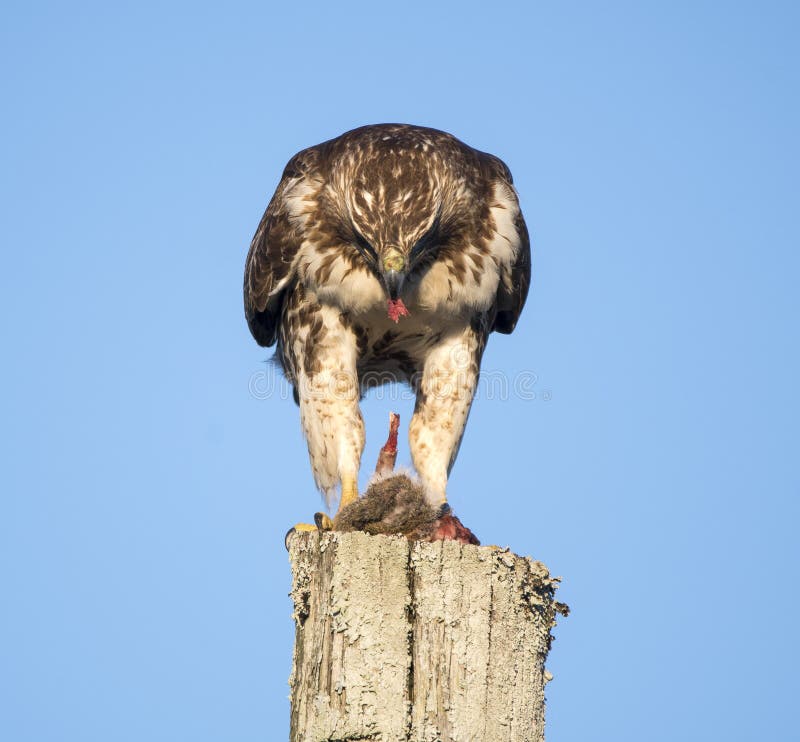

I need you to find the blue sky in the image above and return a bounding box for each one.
[2,1,798,740]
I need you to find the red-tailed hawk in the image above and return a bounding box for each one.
[244,124,530,523]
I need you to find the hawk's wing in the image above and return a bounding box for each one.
[243,150,318,347]
[488,158,532,335]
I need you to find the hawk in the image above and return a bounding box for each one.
[244,124,530,526]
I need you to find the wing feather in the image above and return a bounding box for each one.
[483,156,531,335]
[243,151,318,346]
[493,203,531,334]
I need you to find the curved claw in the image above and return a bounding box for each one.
[284,522,317,551]
[436,503,452,518]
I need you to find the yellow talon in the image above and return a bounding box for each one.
[292,523,318,533]
[284,476,359,551]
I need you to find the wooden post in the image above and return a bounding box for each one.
[287,531,566,742]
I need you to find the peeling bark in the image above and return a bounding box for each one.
[288,531,566,742]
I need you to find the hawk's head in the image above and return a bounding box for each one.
[338,152,448,323]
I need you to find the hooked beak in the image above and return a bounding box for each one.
[381,248,406,300]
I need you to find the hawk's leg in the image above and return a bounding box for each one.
[299,370,364,513]
[293,304,365,516]
[409,328,482,507]
[340,475,359,509]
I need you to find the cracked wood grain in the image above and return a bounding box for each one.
[288,531,565,742]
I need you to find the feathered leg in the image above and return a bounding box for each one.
[409,327,483,507]
[286,302,365,515]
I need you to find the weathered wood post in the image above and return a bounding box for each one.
[287,530,566,742]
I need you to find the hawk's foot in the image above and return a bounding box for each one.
[284,515,332,551]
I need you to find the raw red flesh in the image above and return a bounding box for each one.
[387,298,410,323]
